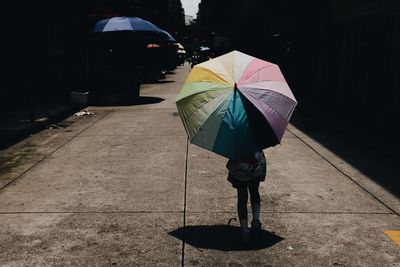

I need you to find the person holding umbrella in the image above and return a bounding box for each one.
[176,50,297,244]
[226,150,266,243]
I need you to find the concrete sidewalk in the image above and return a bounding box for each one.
[0,65,399,266]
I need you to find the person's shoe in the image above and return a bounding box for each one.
[251,219,262,230]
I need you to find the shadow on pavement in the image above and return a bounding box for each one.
[135,96,165,105]
[290,111,400,198]
[0,104,82,150]
[169,225,283,251]
[141,80,175,84]
[91,96,165,107]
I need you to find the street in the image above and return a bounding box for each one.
[0,64,399,266]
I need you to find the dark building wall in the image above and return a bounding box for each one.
[290,1,400,128]
[278,0,400,159]
[1,1,185,112]
[196,0,400,158]
[2,2,91,110]
[197,0,399,117]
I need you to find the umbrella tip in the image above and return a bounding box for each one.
[234,83,237,90]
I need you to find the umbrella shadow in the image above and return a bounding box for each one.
[169,224,284,251]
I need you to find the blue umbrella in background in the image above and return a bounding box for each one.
[90,16,166,99]
[93,16,176,45]
[90,16,179,87]
[160,30,177,43]
[93,16,164,33]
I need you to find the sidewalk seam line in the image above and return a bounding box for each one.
[76,134,187,137]
[184,211,394,215]
[0,211,394,216]
[288,128,399,216]
[0,211,183,215]
[0,109,115,193]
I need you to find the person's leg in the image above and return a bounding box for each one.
[237,186,250,242]
[248,180,260,206]
[237,185,248,222]
[248,180,261,229]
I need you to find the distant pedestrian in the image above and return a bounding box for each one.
[226,150,267,243]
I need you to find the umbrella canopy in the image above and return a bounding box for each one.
[161,30,177,43]
[176,50,297,160]
[93,16,164,33]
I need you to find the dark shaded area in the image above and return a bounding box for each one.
[169,225,283,251]
[0,105,83,150]
[87,32,146,101]
[239,91,279,149]
[86,15,181,100]
[2,0,185,113]
[134,96,165,105]
[141,80,175,84]
[290,111,400,198]
[90,96,165,107]
[194,0,400,194]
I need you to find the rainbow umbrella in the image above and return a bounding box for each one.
[176,50,297,160]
